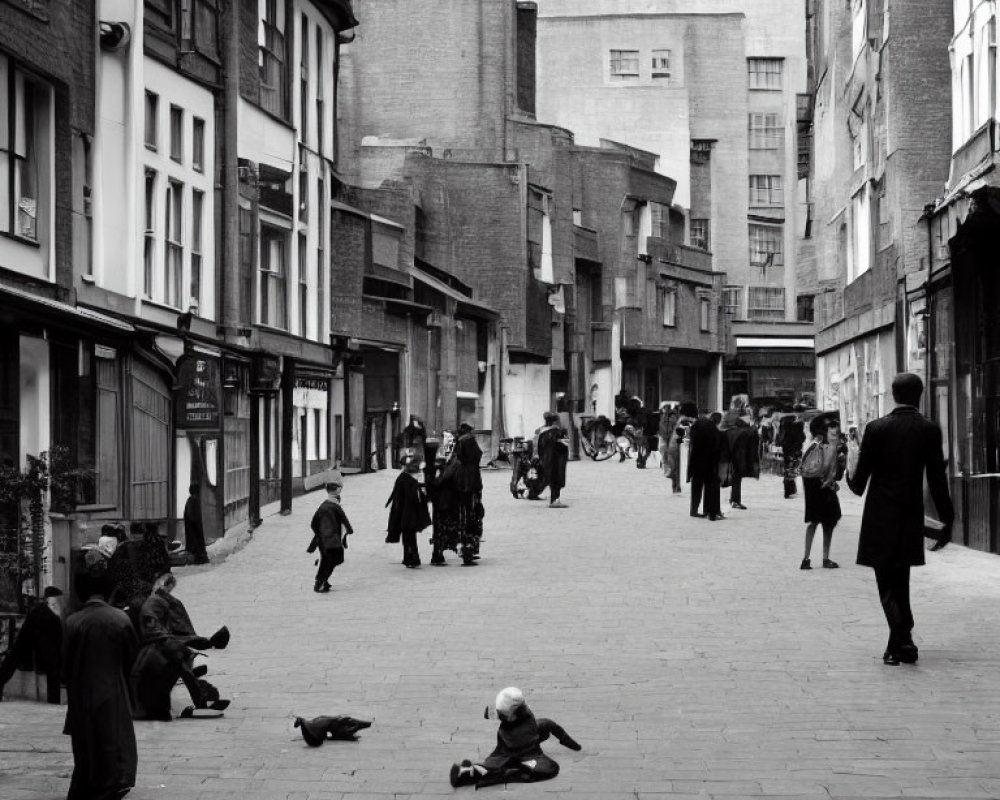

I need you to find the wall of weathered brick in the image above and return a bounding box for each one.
[338,0,516,179]
[0,0,96,290]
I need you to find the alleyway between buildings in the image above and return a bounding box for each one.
[3,459,1000,800]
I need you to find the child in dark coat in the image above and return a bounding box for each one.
[386,451,432,568]
[308,474,353,593]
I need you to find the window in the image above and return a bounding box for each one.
[316,177,324,337]
[748,58,783,90]
[259,0,287,118]
[690,219,709,250]
[192,117,205,172]
[169,105,184,162]
[181,0,220,59]
[299,13,309,140]
[849,188,872,282]
[660,286,676,327]
[699,297,711,332]
[749,175,783,207]
[164,180,184,307]
[316,26,325,151]
[749,113,782,149]
[144,91,158,150]
[852,0,867,58]
[723,286,742,317]
[239,207,253,323]
[191,189,204,311]
[260,225,288,329]
[298,159,308,222]
[143,169,157,296]
[610,49,639,80]
[796,294,815,323]
[298,232,308,337]
[748,286,786,321]
[0,58,52,242]
[651,49,671,80]
[650,202,669,239]
[749,223,784,271]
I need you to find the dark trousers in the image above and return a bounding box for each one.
[729,475,743,505]
[314,548,340,585]
[402,529,420,566]
[874,564,914,648]
[690,472,720,516]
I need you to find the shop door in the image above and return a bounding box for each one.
[130,360,171,519]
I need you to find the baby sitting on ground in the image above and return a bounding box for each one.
[450,686,581,788]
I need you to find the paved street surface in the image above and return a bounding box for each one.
[3,458,1000,800]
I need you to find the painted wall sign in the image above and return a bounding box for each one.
[175,354,222,429]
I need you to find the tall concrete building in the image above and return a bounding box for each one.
[535,0,815,409]
[807,0,952,429]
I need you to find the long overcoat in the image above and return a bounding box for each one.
[62,599,139,799]
[536,426,568,492]
[686,416,721,481]
[386,472,431,543]
[847,406,954,568]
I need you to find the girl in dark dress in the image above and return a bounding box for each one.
[800,417,842,570]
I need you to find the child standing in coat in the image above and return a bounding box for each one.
[308,473,353,593]
[386,451,432,568]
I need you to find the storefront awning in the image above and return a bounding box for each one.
[736,337,814,350]
[409,267,500,320]
[0,284,135,333]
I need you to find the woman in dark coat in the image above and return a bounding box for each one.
[533,411,569,507]
[386,455,432,567]
[63,568,139,800]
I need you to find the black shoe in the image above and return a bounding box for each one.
[822,559,839,569]
[883,650,900,666]
[730,502,747,510]
[191,665,208,678]
[897,641,918,664]
[690,512,705,518]
[320,582,331,592]
[800,558,811,570]
[709,513,726,521]
[313,582,323,593]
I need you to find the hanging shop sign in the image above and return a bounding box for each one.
[175,354,222,429]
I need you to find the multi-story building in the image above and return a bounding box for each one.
[807,0,952,431]
[0,0,105,602]
[534,0,815,411]
[338,0,724,438]
[925,0,1000,550]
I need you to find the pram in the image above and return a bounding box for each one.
[505,437,544,499]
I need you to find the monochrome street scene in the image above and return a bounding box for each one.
[0,0,998,798]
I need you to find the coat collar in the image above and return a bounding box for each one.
[889,405,920,416]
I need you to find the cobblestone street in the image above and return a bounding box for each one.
[3,459,1000,800]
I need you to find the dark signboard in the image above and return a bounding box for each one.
[175,354,222,429]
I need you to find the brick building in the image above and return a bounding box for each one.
[807,0,952,431]
[534,0,815,411]
[924,1,1000,550]
[0,0,103,605]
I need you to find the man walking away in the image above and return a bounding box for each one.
[847,372,954,666]
[687,406,723,520]
[63,566,139,800]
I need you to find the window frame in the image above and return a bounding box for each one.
[192,116,205,172]
[747,57,783,90]
[749,223,784,271]
[749,174,784,208]
[723,286,742,317]
[690,218,710,251]
[651,49,671,80]
[169,104,184,163]
[610,49,640,80]
[660,286,677,327]
[749,112,782,150]
[143,168,157,298]
[190,188,204,312]
[145,91,159,151]
[164,179,184,308]
[259,223,289,330]
[747,286,786,321]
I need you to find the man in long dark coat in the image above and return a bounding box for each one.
[686,405,723,520]
[847,372,954,665]
[453,423,484,564]
[532,411,570,508]
[0,586,63,703]
[63,568,139,800]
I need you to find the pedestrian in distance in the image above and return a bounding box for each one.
[386,450,432,568]
[453,422,485,564]
[657,402,678,480]
[0,586,64,704]
[799,416,841,570]
[63,565,139,800]
[778,414,806,499]
[532,411,570,508]
[182,483,210,565]
[308,473,353,592]
[847,372,954,666]
[687,405,724,520]
[723,410,760,511]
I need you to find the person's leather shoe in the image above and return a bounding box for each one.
[730,502,747,510]
[882,650,900,666]
[897,641,918,664]
[690,512,705,518]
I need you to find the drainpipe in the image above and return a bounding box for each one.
[920,202,937,420]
